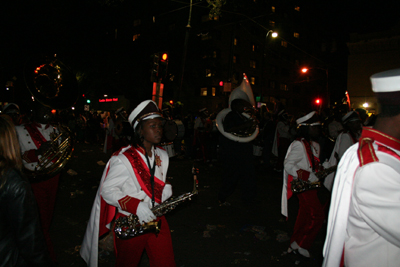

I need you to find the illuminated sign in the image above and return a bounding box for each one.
[99,98,119,103]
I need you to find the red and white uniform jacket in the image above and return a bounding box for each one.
[80,145,173,267]
[15,123,59,171]
[281,138,320,217]
[323,127,400,267]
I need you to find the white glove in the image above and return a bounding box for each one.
[136,202,156,223]
[162,184,173,202]
[322,160,330,169]
[308,172,319,183]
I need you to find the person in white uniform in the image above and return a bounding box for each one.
[281,111,325,263]
[322,111,362,191]
[323,68,400,267]
[80,100,174,267]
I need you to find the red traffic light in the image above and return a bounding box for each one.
[219,81,224,86]
[161,53,168,61]
[315,98,321,104]
[301,67,309,73]
[169,100,173,105]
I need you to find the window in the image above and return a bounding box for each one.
[281,40,287,47]
[294,6,300,11]
[250,60,257,69]
[280,84,288,91]
[201,15,210,22]
[271,6,275,12]
[169,24,176,31]
[294,32,300,38]
[205,69,212,77]
[201,34,212,41]
[213,51,217,58]
[133,19,141,27]
[202,14,219,21]
[132,34,140,41]
[251,44,257,52]
[269,20,275,28]
[269,80,276,89]
[211,87,216,96]
[250,77,257,85]
[233,55,237,64]
[233,38,238,46]
[201,88,208,96]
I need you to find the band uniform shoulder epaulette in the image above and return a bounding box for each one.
[357,137,379,166]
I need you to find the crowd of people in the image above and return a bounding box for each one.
[1,68,399,267]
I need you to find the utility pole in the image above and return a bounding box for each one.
[178,0,193,100]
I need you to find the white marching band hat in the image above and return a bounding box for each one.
[296,111,321,126]
[128,100,163,131]
[371,68,400,104]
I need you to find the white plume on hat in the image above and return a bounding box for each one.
[228,74,256,107]
[128,100,162,130]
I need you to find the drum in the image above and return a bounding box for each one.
[253,145,263,156]
[163,120,185,141]
[161,142,175,157]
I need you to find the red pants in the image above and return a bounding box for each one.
[290,189,325,250]
[114,216,175,267]
[31,174,60,263]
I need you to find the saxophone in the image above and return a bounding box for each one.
[290,165,337,194]
[114,167,199,239]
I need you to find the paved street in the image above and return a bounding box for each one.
[51,141,327,267]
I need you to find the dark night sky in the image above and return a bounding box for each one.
[2,1,400,104]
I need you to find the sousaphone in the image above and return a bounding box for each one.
[216,73,259,142]
[23,54,79,180]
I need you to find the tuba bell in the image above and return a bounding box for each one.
[23,54,79,180]
[216,73,259,142]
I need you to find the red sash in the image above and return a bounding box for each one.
[24,123,48,148]
[123,147,164,204]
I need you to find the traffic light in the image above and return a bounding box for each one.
[161,53,168,62]
[150,53,160,82]
[158,52,168,81]
[315,98,321,105]
[86,99,91,104]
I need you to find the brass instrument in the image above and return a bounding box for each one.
[114,167,199,239]
[31,124,74,179]
[23,54,78,180]
[215,74,259,142]
[290,166,337,193]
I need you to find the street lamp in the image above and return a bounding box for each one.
[266,30,278,38]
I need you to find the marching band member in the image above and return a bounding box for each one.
[2,103,22,125]
[218,98,257,206]
[323,68,400,267]
[272,110,295,172]
[281,111,325,263]
[322,111,362,191]
[15,103,60,263]
[80,100,174,267]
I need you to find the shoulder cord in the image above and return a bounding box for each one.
[144,147,156,208]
